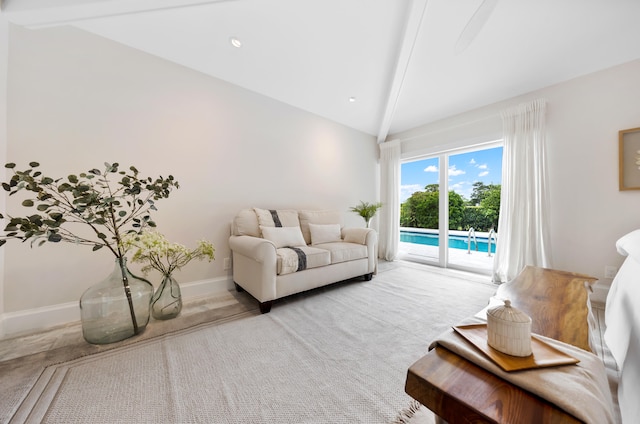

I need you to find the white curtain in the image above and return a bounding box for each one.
[493,99,552,283]
[378,139,401,261]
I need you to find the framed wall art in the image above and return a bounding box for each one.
[619,127,640,190]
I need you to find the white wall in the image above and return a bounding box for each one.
[391,58,640,281]
[1,24,377,335]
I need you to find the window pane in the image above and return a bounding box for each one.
[447,146,503,272]
[399,145,503,274]
[399,157,440,263]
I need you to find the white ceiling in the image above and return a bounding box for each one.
[4,0,640,142]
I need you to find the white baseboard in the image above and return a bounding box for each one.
[0,275,233,339]
[180,275,234,299]
[591,278,612,305]
[0,300,81,339]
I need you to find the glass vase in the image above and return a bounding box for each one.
[151,273,182,320]
[79,257,154,344]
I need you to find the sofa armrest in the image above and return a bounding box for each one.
[229,235,278,303]
[342,227,378,274]
[229,235,277,263]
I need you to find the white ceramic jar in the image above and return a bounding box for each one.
[486,299,532,357]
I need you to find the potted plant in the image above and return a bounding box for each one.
[350,201,383,228]
[0,162,180,344]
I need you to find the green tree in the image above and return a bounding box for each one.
[404,190,439,228]
[399,186,466,230]
[400,202,411,227]
[462,206,493,231]
[424,184,439,193]
[401,182,501,232]
[480,185,501,229]
[469,182,489,206]
[448,190,465,230]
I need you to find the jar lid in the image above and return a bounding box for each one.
[487,299,531,323]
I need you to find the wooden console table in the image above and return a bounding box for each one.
[405,266,597,424]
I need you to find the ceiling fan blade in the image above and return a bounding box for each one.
[454,0,498,54]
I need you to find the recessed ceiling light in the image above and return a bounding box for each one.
[348,97,356,103]
[229,37,242,48]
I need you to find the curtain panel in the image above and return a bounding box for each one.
[378,139,401,261]
[493,99,552,283]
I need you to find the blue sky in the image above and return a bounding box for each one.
[400,146,503,203]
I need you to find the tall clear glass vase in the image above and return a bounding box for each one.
[79,257,154,344]
[151,273,182,320]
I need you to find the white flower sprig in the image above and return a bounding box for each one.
[122,231,215,276]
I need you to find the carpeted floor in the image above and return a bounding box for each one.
[0,293,260,423]
[1,261,497,424]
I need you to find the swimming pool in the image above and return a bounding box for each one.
[400,231,496,253]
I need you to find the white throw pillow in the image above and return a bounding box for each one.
[309,223,342,245]
[299,210,342,244]
[343,227,370,245]
[254,208,300,229]
[260,226,306,248]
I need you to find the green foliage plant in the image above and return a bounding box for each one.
[350,201,383,227]
[0,162,179,258]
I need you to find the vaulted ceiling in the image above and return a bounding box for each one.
[4,0,640,142]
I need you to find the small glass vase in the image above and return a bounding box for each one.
[151,273,182,320]
[79,257,154,344]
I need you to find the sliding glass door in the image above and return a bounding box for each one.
[400,156,441,263]
[399,144,503,274]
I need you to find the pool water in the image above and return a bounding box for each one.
[400,231,496,254]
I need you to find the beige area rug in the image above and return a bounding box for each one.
[1,295,258,423]
[3,262,496,423]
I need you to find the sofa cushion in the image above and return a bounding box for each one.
[342,227,370,245]
[309,223,342,245]
[254,208,300,231]
[276,246,331,275]
[233,208,261,237]
[316,242,368,264]
[299,210,343,244]
[261,226,306,248]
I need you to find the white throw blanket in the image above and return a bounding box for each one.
[604,229,640,424]
[277,247,307,275]
[431,318,615,424]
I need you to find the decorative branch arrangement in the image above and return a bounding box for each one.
[0,162,179,258]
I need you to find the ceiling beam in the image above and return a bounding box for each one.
[376,0,428,144]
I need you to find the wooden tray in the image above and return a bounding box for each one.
[453,324,580,372]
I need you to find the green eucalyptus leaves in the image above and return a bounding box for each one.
[0,162,179,258]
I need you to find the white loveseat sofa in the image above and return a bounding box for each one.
[229,208,378,313]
